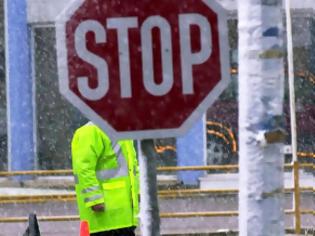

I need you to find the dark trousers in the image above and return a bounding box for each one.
[91,227,136,236]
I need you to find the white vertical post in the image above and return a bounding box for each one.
[284,0,301,234]
[238,0,285,235]
[285,0,298,163]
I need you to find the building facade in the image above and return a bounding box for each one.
[0,1,314,173]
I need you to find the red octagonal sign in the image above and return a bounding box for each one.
[56,0,230,139]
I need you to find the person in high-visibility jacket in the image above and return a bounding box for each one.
[71,122,140,236]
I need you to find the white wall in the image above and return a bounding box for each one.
[27,0,314,24]
[27,0,313,46]
[217,0,315,11]
[27,0,69,24]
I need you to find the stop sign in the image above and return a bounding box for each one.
[56,0,230,139]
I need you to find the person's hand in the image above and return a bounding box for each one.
[91,203,105,212]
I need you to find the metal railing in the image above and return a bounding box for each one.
[0,163,313,177]
[0,187,313,204]
[0,209,314,223]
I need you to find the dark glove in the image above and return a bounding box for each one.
[91,203,105,212]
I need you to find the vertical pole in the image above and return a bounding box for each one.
[238,0,285,235]
[284,0,301,234]
[293,161,301,234]
[176,116,206,185]
[5,0,35,178]
[310,18,315,75]
[138,140,160,236]
[285,0,298,164]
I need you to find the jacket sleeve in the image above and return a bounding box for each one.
[71,126,105,208]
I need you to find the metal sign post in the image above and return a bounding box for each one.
[138,140,161,236]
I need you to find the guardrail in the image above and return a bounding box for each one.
[0,163,313,177]
[0,187,313,204]
[0,209,314,223]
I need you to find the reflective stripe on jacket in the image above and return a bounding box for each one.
[71,123,139,233]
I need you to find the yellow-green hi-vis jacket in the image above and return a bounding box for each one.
[71,122,140,234]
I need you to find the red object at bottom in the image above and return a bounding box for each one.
[80,221,90,236]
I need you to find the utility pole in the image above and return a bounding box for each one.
[238,0,286,235]
[138,140,161,236]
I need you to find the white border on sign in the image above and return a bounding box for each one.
[56,0,231,140]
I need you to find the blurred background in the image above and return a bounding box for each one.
[0,1,314,172]
[0,1,313,235]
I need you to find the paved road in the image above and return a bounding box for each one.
[0,192,313,235]
[0,172,313,235]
